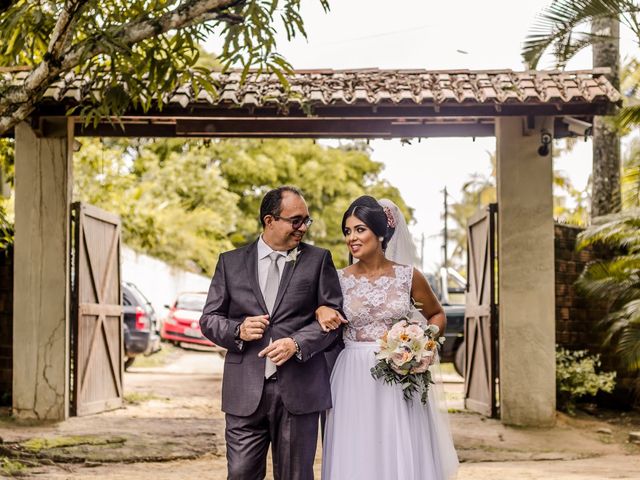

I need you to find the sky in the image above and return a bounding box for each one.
[205,0,638,272]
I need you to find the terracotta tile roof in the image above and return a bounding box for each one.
[6,68,620,110]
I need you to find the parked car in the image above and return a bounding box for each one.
[122,281,161,370]
[161,292,223,352]
[426,268,466,376]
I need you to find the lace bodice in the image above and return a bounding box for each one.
[339,264,413,342]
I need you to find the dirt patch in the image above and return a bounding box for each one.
[1,348,638,479]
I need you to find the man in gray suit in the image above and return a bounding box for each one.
[200,186,344,480]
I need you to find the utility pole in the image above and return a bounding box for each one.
[442,187,449,269]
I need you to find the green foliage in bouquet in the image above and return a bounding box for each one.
[370,320,444,405]
[371,358,434,405]
[556,347,616,415]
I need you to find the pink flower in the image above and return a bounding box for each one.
[388,321,408,342]
[405,324,424,340]
[412,355,432,373]
[390,349,413,368]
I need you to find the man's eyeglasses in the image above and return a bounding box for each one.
[273,215,313,230]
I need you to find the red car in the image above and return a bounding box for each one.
[161,292,219,348]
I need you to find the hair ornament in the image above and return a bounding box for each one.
[382,206,397,228]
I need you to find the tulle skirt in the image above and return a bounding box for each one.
[322,342,459,480]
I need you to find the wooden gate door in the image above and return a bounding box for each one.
[71,203,123,416]
[464,203,499,417]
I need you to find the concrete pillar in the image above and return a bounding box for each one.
[496,116,556,426]
[13,120,73,420]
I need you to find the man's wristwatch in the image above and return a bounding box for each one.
[291,337,302,360]
[234,323,244,350]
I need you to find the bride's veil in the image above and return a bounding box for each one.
[378,198,459,478]
[378,199,421,268]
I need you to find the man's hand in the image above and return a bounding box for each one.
[316,306,348,332]
[258,338,297,366]
[239,315,269,341]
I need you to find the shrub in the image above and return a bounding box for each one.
[556,347,617,414]
[0,204,13,255]
[575,209,640,395]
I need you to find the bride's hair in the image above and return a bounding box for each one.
[341,195,395,250]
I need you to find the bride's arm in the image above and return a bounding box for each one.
[411,268,447,334]
[316,306,347,332]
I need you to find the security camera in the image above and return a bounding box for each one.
[538,129,552,156]
[563,117,592,137]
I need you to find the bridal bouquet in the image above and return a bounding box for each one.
[370,315,445,405]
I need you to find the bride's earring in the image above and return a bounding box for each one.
[378,236,384,242]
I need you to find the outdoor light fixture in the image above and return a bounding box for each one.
[538,129,552,157]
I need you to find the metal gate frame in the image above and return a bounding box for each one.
[463,203,499,418]
[70,202,123,416]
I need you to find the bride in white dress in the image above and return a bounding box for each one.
[320,195,459,480]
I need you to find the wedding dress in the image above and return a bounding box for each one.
[321,264,459,480]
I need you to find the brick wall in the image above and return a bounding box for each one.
[554,223,609,351]
[555,223,637,406]
[0,249,12,405]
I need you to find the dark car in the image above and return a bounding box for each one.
[123,281,161,369]
[426,268,466,376]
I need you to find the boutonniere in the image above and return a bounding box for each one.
[286,248,301,264]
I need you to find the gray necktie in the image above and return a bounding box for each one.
[264,251,280,378]
[264,251,281,314]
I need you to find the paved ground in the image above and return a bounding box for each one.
[0,345,638,479]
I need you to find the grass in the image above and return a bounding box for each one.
[0,457,26,476]
[21,435,126,452]
[124,392,169,405]
[129,343,180,368]
[445,390,464,402]
[439,362,457,376]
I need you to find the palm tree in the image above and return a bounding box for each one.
[575,209,640,388]
[0,203,12,254]
[523,1,638,70]
[447,152,497,270]
[523,1,640,216]
[622,135,640,208]
[620,61,640,208]
[525,2,640,394]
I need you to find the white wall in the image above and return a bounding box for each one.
[121,246,211,320]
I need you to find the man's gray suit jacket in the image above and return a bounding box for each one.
[200,240,344,417]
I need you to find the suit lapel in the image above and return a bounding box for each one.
[245,240,268,313]
[271,243,305,318]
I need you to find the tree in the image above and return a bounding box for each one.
[522,1,638,70]
[446,151,587,268]
[576,209,640,391]
[553,169,591,225]
[622,136,640,208]
[621,59,640,208]
[0,0,329,136]
[591,15,621,216]
[0,202,12,254]
[74,138,240,274]
[522,0,640,216]
[210,139,411,253]
[73,138,412,274]
[447,152,496,270]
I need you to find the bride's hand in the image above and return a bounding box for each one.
[316,306,348,332]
